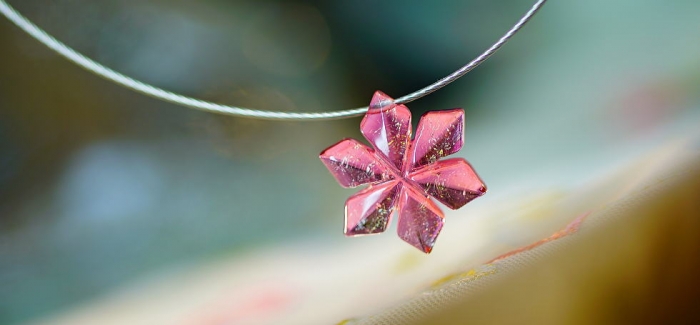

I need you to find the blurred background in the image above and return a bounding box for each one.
[0,0,699,324]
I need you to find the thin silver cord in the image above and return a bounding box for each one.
[0,0,546,121]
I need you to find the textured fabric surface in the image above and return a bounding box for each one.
[354,141,700,325]
[24,138,700,325]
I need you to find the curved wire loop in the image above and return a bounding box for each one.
[0,0,547,120]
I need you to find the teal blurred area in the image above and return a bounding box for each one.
[0,0,698,324]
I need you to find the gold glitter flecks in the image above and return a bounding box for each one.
[355,208,389,233]
[335,318,357,325]
[430,264,498,288]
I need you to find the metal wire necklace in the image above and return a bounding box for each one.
[0,0,548,253]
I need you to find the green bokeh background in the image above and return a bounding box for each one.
[0,0,699,324]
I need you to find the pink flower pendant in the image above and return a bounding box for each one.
[319,91,486,253]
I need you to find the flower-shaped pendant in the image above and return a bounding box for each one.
[319,91,486,253]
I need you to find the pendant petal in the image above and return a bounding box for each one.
[360,91,412,170]
[320,138,390,188]
[409,158,486,209]
[345,180,401,236]
[409,109,464,169]
[396,186,445,253]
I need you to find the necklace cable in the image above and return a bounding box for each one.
[0,0,547,121]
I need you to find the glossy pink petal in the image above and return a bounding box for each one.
[345,180,401,236]
[319,139,391,188]
[397,186,445,253]
[360,91,412,169]
[409,109,464,169]
[319,91,486,254]
[409,158,487,210]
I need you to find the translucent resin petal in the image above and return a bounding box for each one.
[409,158,487,209]
[319,91,486,253]
[319,139,391,188]
[360,91,412,170]
[409,109,464,169]
[345,180,401,236]
[396,186,445,253]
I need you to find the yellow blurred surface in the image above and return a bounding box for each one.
[1,1,700,324]
[24,137,700,325]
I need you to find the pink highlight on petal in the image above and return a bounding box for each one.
[409,109,464,169]
[344,180,401,236]
[397,186,445,254]
[361,91,412,170]
[409,158,487,209]
[319,138,391,188]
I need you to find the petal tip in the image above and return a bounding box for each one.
[397,188,445,254]
[410,109,466,169]
[319,138,388,188]
[418,108,464,124]
[318,138,355,158]
[344,181,399,236]
[369,91,395,111]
